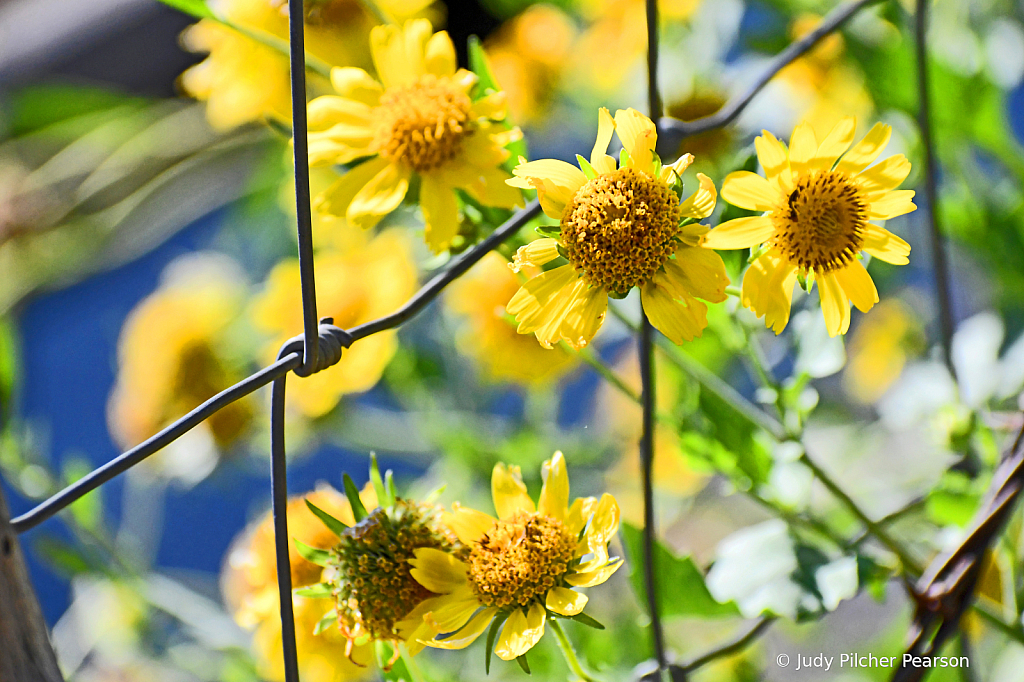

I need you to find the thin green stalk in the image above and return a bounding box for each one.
[399,643,428,682]
[550,618,600,682]
[971,601,1024,645]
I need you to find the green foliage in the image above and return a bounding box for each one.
[343,473,370,521]
[305,498,349,537]
[154,0,214,19]
[293,539,331,566]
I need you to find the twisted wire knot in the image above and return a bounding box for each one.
[277,318,353,377]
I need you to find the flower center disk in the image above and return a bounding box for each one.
[771,169,867,273]
[374,75,473,174]
[467,512,577,608]
[328,500,456,641]
[561,167,682,296]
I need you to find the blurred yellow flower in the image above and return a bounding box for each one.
[251,229,417,418]
[306,20,523,252]
[180,0,433,131]
[410,452,621,662]
[704,118,915,337]
[507,108,727,348]
[222,486,378,681]
[446,252,577,384]
[484,5,576,124]
[844,299,924,403]
[108,256,252,453]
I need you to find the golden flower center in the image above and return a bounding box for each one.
[329,501,455,641]
[771,169,867,273]
[373,76,473,174]
[561,167,681,296]
[467,512,577,608]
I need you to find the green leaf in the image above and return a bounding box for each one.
[0,317,19,424]
[516,654,531,674]
[155,0,215,19]
[343,473,369,522]
[567,612,605,630]
[576,155,598,180]
[305,499,348,537]
[314,610,337,635]
[369,453,390,507]
[485,611,510,674]
[294,582,333,599]
[293,539,331,567]
[33,537,95,576]
[620,522,739,617]
[63,459,102,531]
[467,35,500,96]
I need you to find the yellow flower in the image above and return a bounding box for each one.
[446,252,578,385]
[704,118,916,337]
[108,256,252,452]
[843,299,924,403]
[251,229,416,417]
[306,19,524,253]
[505,107,728,348]
[222,486,377,682]
[409,452,621,662]
[180,0,433,131]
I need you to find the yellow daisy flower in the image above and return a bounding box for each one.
[408,452,621,663]
[446,251,578,385]
[306,19,524,253]
[505,107,728,348]
[222,486,377,682]
[703,117,915,337]
[251,229,416,418]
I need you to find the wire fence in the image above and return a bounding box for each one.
[3,0,1017,680]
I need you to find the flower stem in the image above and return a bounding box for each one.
[550,619,600,682]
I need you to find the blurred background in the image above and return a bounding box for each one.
[4,0,1024,680]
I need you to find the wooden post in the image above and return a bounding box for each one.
[0,486,63,682]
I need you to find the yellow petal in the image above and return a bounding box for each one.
[546,587,588,616]
[347,161,410,229]
[566,558,623,587]
[307,124,376,166]
[787,122,818,177]
[702,215,775,250]
[510,238,560,272]
[614,108,657,172]
[423,586,481,632]
[588,493,620,545]
[833,260,878,313]
[402,19,434,81]
[663,247,730,303]
[494,604,546,661]
[559,283,608,350]
[370,24,408,89]
[509,159,588,219]
[307,96,373,129]
[491,463,536,519]
[410,547,468,594]
[835,122,892,176]
[538,451,570,520]
[506,264,578,348]
[471,91,508,120]
[640,281,708,345]
[461,165,523,210]
[424,31,457,77]
[755,131,792,192]
[329,67,383,106]
[721,171,780,212]
[661,153,694,184]
[423,607,498,650]
[678,173,717,219]
[813,116,856,170]
[444,503,496,545]
[741,252,798,335]
[868,189,917,220]
[590,107,616,171]
[818,272,851,337]
[862,225,911,265]
[314,156,389,218]
[855,155,911,198]
[420,174,460,253]
[565,497,596,536]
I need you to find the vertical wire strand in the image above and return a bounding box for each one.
[914,0,955,375]
[642,0,668,675]
[271,376,301,682]
[288,0,319,375]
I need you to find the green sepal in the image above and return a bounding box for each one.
[305,499,348,537]
[747,243,770,264]
[484,611,510,674]
[467,35,499,98]
[607,289,631,300]
[293,539,331,567]
[535,224,561,239]
[294,582,333,599]
[424,484,447,504]
[678,216,696,228]
[516,654,531,675]
[798,270,815,293]
[651,151,663,179]
[619,148,630,168]
[314,610,337,635]
[385,470,398,505]
[343,473,369,521]
[669,172,685,202]
[576,155,598,180]
[568,612,606,630]
[369,453,391,507]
